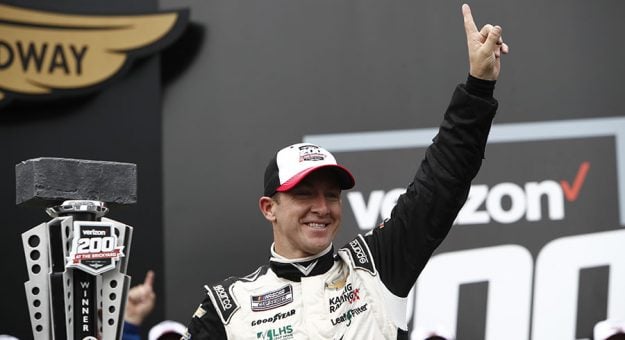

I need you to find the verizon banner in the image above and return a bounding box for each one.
[306,117,625,339]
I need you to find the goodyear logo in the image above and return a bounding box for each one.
[0,3,188,105]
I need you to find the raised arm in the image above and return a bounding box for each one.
[363,4,508,297]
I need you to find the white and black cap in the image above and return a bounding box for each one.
[594,319,625,340]
[148,320,187,340]
[264,143,355,197]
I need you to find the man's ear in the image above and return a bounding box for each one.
[259,196,276,222]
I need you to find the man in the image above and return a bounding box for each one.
[183,4,509,339]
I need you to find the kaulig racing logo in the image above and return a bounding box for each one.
[0,3,188,106]
[348,162,590,229]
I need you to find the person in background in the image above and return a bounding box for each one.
[595,319,625,340]
[122,270,187,340]
[148,320,186,340]
[416,325,454,340]
[123,270,156,340]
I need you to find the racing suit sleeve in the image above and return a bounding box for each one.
[364,76,498,297]
[183,294,228,339]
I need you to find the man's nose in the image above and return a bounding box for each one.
[311,193,330,214]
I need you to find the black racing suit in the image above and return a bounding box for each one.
[183,76,498,339]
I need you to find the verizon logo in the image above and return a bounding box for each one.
[348,162,590,229]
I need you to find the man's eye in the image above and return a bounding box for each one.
[293,191,312,197]
[326,193,340,201]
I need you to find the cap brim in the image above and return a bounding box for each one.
[276,164,355,193]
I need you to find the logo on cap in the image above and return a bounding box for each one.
[298,145,326,162]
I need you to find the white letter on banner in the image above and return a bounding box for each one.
[456,185,490,225]
[532,229,625,340]
[381,188,406,220]
[525,180,564,221]
[486,183,526,224]
[348,190,385,230]
[411,245,532,340]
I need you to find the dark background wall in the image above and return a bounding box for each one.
[0,1,166,338]
[158,0,625,339]
[2,0,625,339]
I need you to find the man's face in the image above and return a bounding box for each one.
[267,168,342,258]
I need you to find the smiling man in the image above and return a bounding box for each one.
[261,147,354,259]
[183,4,509,339]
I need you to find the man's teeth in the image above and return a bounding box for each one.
[308,223,327,228]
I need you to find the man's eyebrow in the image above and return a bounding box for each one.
[293,181,311,187]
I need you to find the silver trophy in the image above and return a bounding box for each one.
[17,158,137,340]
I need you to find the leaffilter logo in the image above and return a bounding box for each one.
[0,3,188,105]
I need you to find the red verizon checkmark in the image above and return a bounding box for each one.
[560,161,590,202]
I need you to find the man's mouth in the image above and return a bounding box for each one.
[306,222,328,229]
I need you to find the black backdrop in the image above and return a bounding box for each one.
[0,1,166,338]
[3,0,625,339]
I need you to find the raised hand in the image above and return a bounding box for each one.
[462,4,509,80]
[124,270,156,326]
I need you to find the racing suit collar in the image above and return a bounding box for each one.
[270,244,335,282]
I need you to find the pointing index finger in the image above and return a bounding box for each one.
[462,4,478,36]
[144,270,155,288]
